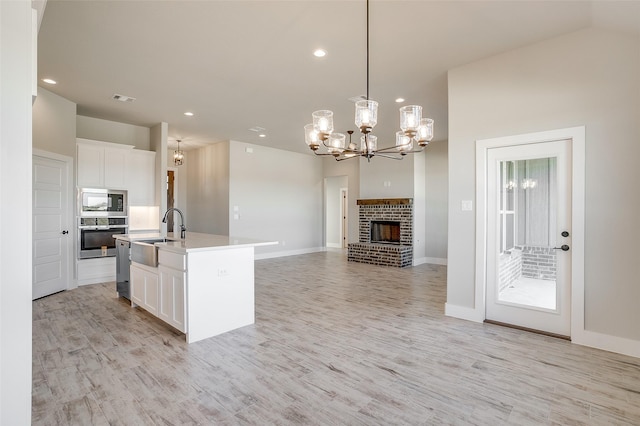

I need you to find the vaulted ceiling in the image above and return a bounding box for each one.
[38,1,639,153]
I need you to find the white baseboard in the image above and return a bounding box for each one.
[414,257,447,266]
[326,243,341,248]
[446,303,640,359]
[444,303,484,323]
[255,246,326,260]
[572,329,640,359]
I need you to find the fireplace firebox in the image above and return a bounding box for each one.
[370,220,401,244]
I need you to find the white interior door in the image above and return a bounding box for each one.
[486,139,572,336]
[33,155,71,299]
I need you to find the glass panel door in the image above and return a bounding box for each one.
[486,139,571,336]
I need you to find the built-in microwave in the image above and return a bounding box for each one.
[79,188,127,217]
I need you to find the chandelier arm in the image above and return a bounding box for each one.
[373,145,403,153]
[372,153,405,160]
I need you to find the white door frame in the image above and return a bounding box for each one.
[475,126,585,339]
[340,188,348,248]
[33,149,76,290]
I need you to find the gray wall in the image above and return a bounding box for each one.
[354,144,448,265]
[413,152,426,262]
[32,88,76,158]
[325,175,348,247]
[359,154,414,199]
[166,150,188,236]
[229,141,323,256]
[447,28,640,340]
[186,141,230,235]
[323,156,360,245]
[77,115,150,150]
[424,140,448,262]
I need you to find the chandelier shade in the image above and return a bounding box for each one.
[312,110,334,137]
[327,133,347,154]
[355,100,378,133]
[304,0,434,161]
[361,135,377,154]
[173,140,184,166]
[399,105,422,135]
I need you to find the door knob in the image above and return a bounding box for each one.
[553,244,570,251]
[561,231,570,237]
[62,230,69,235]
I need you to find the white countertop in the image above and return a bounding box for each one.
[115,232,278,254]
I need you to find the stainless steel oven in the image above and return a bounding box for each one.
[78,217,128,259]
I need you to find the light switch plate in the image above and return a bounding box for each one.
[461,200,473,211]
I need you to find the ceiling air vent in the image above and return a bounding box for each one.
[112,93,136,103]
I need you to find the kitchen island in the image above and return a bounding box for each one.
[115,232,277,343]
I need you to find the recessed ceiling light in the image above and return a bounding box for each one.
[184,112,194,116]
[313,49,327,58]
[42,78,57,85]
[395,98,405,103]
[258,134,266,138]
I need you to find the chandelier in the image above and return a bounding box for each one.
[304,0,433,161]
[173,140,184,166]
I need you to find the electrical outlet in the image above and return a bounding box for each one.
[218,268,229,277]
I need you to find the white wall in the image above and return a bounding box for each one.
[229,141,323,257]
[447,28,640,342]
[77,115,150,150]
[424,140,448,262]
[32,87,76,158]
[185,141,230,235]
[1,0,33,422]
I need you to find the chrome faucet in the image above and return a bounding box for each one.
[162,208,186,239]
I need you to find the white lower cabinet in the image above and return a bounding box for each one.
[159,266,187,333]
[130,262,159,317]
[131,251,187,334]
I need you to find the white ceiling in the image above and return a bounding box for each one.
[37,1,640,153]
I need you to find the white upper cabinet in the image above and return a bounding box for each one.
[127,149,156,206]
[77,139,156,205]
[103,147,128,189]
[77,139,132,189]
[76,142,105,187]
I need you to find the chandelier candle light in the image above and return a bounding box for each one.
[304,0,434,161]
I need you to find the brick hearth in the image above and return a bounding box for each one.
[347,198,413,268]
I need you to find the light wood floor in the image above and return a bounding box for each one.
[33,251,640,425]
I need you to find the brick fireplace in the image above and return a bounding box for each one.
[347,198,413,267]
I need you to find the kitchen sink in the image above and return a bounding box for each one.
[130,239,171,266]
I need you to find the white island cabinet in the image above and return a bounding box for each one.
[122,232,277,343]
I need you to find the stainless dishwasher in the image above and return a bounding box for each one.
[116,239,131,299]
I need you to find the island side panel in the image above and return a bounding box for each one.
[186,246,255,343]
